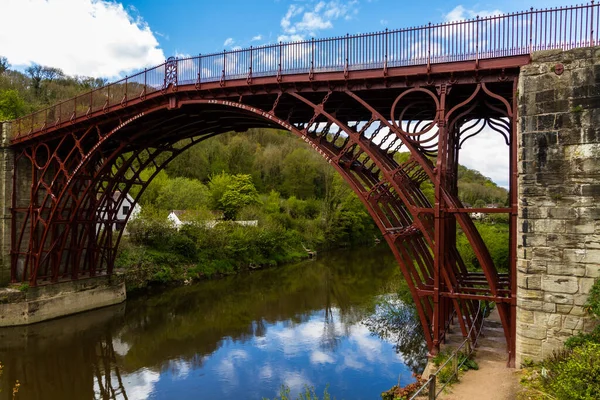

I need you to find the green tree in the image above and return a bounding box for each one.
[209,173,259,220]
[155,177,210,210]
[0,89,26,120]
[281,147,326,199]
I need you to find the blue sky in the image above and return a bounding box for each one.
[124,0,572,59]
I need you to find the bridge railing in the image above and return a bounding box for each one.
[10,2,600,139]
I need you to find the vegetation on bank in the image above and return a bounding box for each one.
[519,278,600,400]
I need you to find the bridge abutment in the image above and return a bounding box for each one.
[517,47,600,365]
[0,121,14,286]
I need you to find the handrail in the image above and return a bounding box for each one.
[8,2,600,139]
[408,301,489,400]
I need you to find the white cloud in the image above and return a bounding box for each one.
[310,350,335,364]
[278,1,358,42]
[251,35,263,41]
[0,0,165,78]
[380,19,389,26]
[224,37,235,47]
[444,5,503,22]
[459,128,510,188]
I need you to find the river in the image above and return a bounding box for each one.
[0,245,427,400]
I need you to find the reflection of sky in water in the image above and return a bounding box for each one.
[112,307,415,399]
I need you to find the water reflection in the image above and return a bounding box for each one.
[0,246,427,400]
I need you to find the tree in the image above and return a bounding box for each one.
[281,147,326,199]
[0,89,26,120]
[209,173,259,220]
[155,177,210,210]
[0,57,9,74]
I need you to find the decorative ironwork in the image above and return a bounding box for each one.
[164,56,178,90]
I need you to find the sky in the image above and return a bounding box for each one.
[0,0,576,186]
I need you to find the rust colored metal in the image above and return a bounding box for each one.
[9,1,600,369]
[555,63,565,75]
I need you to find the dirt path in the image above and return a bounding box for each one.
[438,308,521,400]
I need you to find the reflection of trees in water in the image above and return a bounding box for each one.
[363,296,428,373]
[93,333,129,400]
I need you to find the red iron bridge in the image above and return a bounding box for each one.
[5,2,600,366]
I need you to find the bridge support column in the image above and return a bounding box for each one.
[517,47,600,365]
[0,122,14,286]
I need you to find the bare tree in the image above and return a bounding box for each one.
[0,56,9,74]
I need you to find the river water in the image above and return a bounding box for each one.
[0,245,427,400]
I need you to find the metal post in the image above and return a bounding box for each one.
[475,16,480,67]
[453,353,459,378]
[384,28,389,74]
[428,375,436,400]
[529,7,534,54]
[591,1,595,46]
[427,22,432,68]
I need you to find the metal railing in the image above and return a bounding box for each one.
[409,302,488,400]
[9,2,600,139]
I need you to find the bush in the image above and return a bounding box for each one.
[546,343,600,400]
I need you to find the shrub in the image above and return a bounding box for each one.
[546,343,600,400]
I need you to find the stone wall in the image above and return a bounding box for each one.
[517,47,600,365]
[0,276,126,326]
[0,122,13,285]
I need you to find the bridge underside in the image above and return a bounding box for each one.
[8,62,519,365]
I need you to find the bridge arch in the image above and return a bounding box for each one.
[10,80,516,361]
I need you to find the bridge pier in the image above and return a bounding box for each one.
[0,121,14,286]
[517,47,600,365]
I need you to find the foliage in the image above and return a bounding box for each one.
[0,89,26,120]
[521,344,600,400]
[564,278,600,349]
[210,173,259,220]
[520,282,600,400]
[381,375,427,400]
[17,283,29,292]
[456,221,509,272]
[264,384,331,400]
[432,350,479,384]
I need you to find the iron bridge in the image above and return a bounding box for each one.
[6,2,600,367]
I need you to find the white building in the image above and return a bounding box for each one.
[167,210,257,230]
[97,191,141,232]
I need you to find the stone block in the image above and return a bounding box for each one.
[542,302,557,313]
[517,323,548,340]
[526,275,542,290]
[518,309,535,323]
[533,220,567,234]
[518,298,544,311]
[547,262,586,277]
[556,304,574,314]
[541,337,565,359]
[541,275,579,293]
[569,306,588,317]
[563,316,584,330]
[531,247,563,262]
[564,248,600,263]
[544,292,574,304]
[585,265,600,277]
[520,288,544,300]
[580,277,597,294]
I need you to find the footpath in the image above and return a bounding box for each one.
[437,308,521,400]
